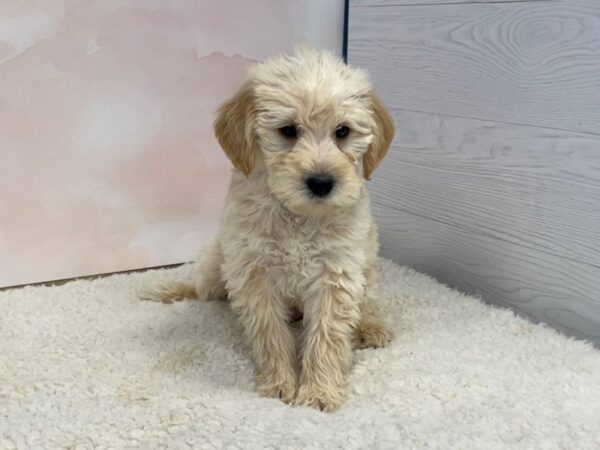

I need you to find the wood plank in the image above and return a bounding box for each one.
[374,206,600,343]
[349,1,600,134]
[370,108,600,268]
[353,0,547,5]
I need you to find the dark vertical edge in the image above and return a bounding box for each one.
[342,0,349,63]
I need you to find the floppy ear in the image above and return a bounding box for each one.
[214,82,258,176]
[363,94,394,180]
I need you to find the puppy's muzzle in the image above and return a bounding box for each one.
[306,174,335,198]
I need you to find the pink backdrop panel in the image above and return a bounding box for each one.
[0,0,342,287]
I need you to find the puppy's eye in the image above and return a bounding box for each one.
[279,125,298,139]
[335,125,350,139]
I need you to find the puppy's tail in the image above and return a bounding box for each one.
[139,281,198,304]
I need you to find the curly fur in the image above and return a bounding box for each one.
[142,46,395,411]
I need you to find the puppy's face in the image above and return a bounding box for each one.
[215,48,394,216]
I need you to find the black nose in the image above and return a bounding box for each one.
[306,174,335,197]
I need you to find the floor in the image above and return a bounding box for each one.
[1,259,599,449]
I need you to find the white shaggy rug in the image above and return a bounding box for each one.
[2,259,599,449]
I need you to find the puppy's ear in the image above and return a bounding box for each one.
[214,82,257,176]
[363,94,394,180]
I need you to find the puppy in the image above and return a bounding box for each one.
[144,46,394,411]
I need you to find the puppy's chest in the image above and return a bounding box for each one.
[223,183,370,295]
[264,224,324,276]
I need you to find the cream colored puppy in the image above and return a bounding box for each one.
[145,46,394,411]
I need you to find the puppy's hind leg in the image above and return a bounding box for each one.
[140,280,197,304]
[352,261,392,349]
[194,239,228,301]
[352,225,392,349]
[140,240,227,304]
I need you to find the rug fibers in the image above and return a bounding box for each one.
[1,259,599,449]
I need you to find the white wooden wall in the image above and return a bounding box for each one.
[349,0,600,344]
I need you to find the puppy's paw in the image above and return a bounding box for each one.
[255,369,297,403]
[139,281,197,304]
[353,321,392,349]
[293,384,343,412]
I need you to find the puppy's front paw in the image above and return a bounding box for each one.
[255,369,297,403]
[353,321,393,349]
[294,384,343,412]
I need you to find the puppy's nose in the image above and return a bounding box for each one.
[306,174,335,197]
